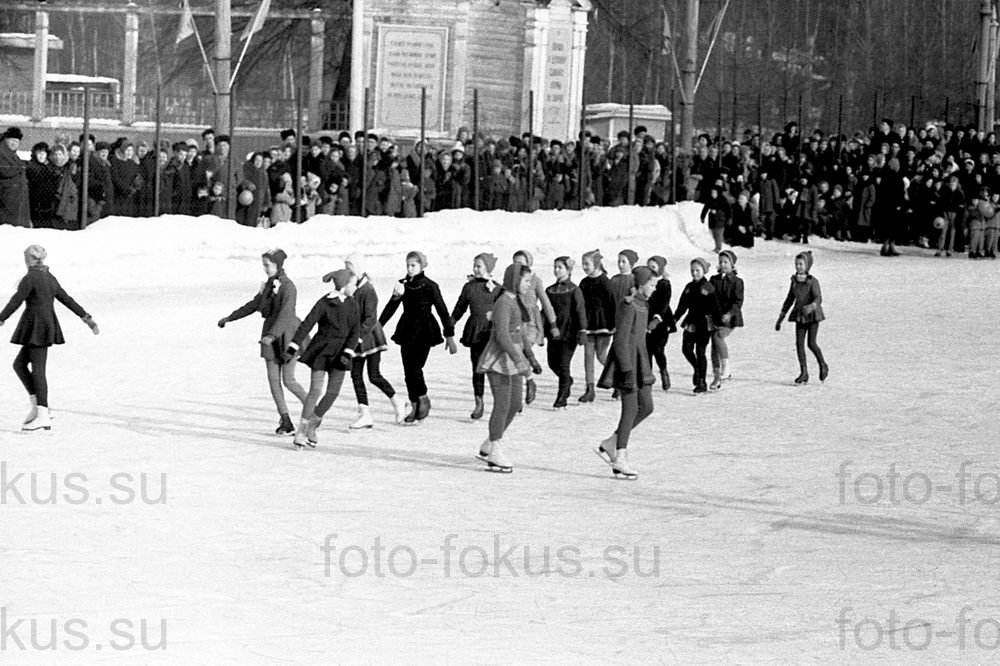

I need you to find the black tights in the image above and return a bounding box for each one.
[469,341,487,397]
[13,345,49,407]
[795,322,826,371]
[681,330,710,384]
[351,353,396,405]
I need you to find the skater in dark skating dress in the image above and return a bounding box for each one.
[0,245,99,431]
[451,252,502,420]
[673,258,721,394]
[577,249,615,403]
[644,255,676,391]
[378,251,457,423]
[511,250,558,407]
[218,249,308,435]
[283,269,361,448]
[775,251,828,384]
[475,263,534,472]
[595,266,658,480]
[708,250,745,390]
[544,256,587,409]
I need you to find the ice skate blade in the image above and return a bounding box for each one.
[22,426,51,432]
[612,470,638,480]
[485,462,513,473]
[348,424,374,430]
[593,447,614,466]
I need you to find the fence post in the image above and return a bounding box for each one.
[473,88,480,211]
[837,94,844,162]
[361,86,369,218]
[227,86,236,220]
[295,88,303,223]
[731,90,737,139]
[153,84,162,217]
[578,100,586,210]
[909,95,916,128]
[670,86,677,204]
[31,8,48,122]
[418,87,426,218]
[944,96,950,125]
[628,97,636,204]
[528,90,534,212]
[80,85,91,230]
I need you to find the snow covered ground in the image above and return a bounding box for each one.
[1,205,999,664]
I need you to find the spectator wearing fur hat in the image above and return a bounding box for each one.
[673,257,720,394]
[1,245,99,431]
[218,249,308,436]
[578,249,615,403]
[283,268,361,449]
[379,251,457,423]
[708,250,744,390]
[1,127,30,227]
[451,252,502,420]
[775,251,828,385]
[644,255,676,391]
[595,265,658,480]
[545,256,587,409]
[512,250,558,407]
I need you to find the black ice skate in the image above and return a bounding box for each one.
[275,414,294,435]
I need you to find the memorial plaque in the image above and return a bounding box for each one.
[541,24,574,140]
[374,25,449,132]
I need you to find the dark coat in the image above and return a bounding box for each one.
[110,156,140,217]
[646,278,677,338]
[579,272,615,334]
[598,295,654,391]
[0,141,30,227]
[780,274,825,324]
[378,272,454,348]
[353,278,389,357]
[0,266,90,346]
[26,158,59,227]
[710,272,745,328]
[673,277,719,333]
[451,277,501,347]
[545,279,587,341]
[292,295,361,371]
[224,272,302,358]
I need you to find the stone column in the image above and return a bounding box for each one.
[123,2,139,125]
[32,10,49,122]
[309,8,325,130]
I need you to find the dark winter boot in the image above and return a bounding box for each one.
[578,383,596,403]
[553,378,568,409]
[660,368,671,391]
[819,362,829,382]
[794,369,809,385]
[525,379,537,405]
[471,395,485,420]
[404,400,419,424]
[275,413,294,435]
[415,394,431,421]
[694,379,708,394]
[529,358,543,375]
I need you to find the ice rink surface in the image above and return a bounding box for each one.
[1,206,999,664]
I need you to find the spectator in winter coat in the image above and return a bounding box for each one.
[700,186,732,253]
[0,127,30,227]
[110,142,140,217]
[26,142,59,228]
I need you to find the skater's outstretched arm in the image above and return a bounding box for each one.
[222,289,264,324]
[449,282,470,327]
[378,282,403,327]
[289,299,324,352]
[0,273,33,324]
[52,276,90,320]
[430,281,456,338]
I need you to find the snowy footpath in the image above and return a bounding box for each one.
[1,205,999,664]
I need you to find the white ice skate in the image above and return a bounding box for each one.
[390,395,409,424]
[484,440,512,473]
[721,360,732,381]
[292,418,309,449]
[349,405,374,430]
[23,395,37,424]
[611,449,638,480]
[594,435,617,465]
[476,438,493,462]
[305,415,322,447]
[23,406,52,432]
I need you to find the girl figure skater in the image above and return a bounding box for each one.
[475,263,534,473]
[595,265,657,480]
[511,250,558,406]
[577,249,615,403]
[0,245,99,431]
[450,252,502,420]
[378,251,457,423]
[673,258,719,394]
[606,249,639,398]
[545,256,587,408]
[218,249,307,435]
[645,255,676,391]
[335,253,409,429]
[775,251,828,384]
[708,250,744,390]
[283,269,360,449]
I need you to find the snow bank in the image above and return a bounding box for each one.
[0,202,713,291]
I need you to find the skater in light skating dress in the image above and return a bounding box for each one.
[544,256,587,409]
[577,249,615,403]
[218,249,308,435]
[450,252,502,420]
[0,245,99,431]
[595,266,657,480]
[283,269,360,449]
[605,249,639,399]
[708,250,744,390]
[644,255,676,391]
[775,251,828,385]
[378,251,457,423]
[511,250,558,407]
[337,253,409,429]
[475,263,534,472]
[673,258,720,394]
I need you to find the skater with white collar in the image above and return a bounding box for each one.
[451,252,502,420]
[1,245,99,431]
[708,250,744,390]
[775,251,828,385]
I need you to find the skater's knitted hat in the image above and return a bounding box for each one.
[24,244,46,267]
[554,256,575,272]
[474,252,497,274]
[647,255,667,276]
[262,248,287,271]
[795,251,814,272]
[502,263,530,293]
[512,249,534,267]
[632,265,654,287]
[326,269,355,291]
[582,249,603,271]
[718,250,737,267]
[618,249,639,267]
[406,250,427,269]
[690,257,711,274]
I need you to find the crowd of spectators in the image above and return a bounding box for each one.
[1,116,999,258]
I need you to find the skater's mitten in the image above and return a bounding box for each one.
[550,326,561,340]
[446,337,458,354]
[83,315,100,335]
[260,334,275,345]
[392,281,405,298]
[646,319,660,333]
[802,303,816,314]
[774,317,782,331]
[516,361,532,377]
[281,347,297,364]
[217,317,228,328]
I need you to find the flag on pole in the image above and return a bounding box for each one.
[175,0,195,45]
[661,2,672,55]
[240,0,271,42]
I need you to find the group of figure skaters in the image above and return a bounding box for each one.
[2,242,829,479]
